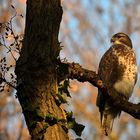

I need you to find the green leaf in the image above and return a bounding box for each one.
[63,79,71,97]
[45,113,58,125]
[66,111,73,121]
[35,107,45,120]
[72,121,85,136]
[57,93,67,104]
[58,79,71,97]
[66,111,85,136]
[39,123,49,134]
[29,121,37,129]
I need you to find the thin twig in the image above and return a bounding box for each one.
[1,35,17,61]
[1,77,17,90]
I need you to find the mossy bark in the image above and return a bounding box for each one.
[15,0,69,139]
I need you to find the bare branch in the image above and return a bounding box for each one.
[104,88,140,120]
[0,77,17,90]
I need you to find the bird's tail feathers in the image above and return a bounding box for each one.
[101,112,114,136]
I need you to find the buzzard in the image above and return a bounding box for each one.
[97,33,137,136]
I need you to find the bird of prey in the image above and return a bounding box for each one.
[96,32,137,136]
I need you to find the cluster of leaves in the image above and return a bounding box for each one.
[0,5,23,92]
[44,111,85,139]
[55,79,71,105]
[66,111,85,139]
[0,57,16,92]
[28,109,85,139]
[54,79,85,139]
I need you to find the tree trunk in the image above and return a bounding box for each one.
[15,0,69,139]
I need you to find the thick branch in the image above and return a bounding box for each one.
[109,94,140,119]
[58,62,140,120]
[57,62,101,87]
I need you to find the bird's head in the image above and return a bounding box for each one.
[111,32,132,48]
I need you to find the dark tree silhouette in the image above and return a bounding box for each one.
[15,0,69,140]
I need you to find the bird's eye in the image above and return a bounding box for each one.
[117,35,121,38]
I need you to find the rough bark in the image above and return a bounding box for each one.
[57,62,101,86]
[15,0,69,140]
